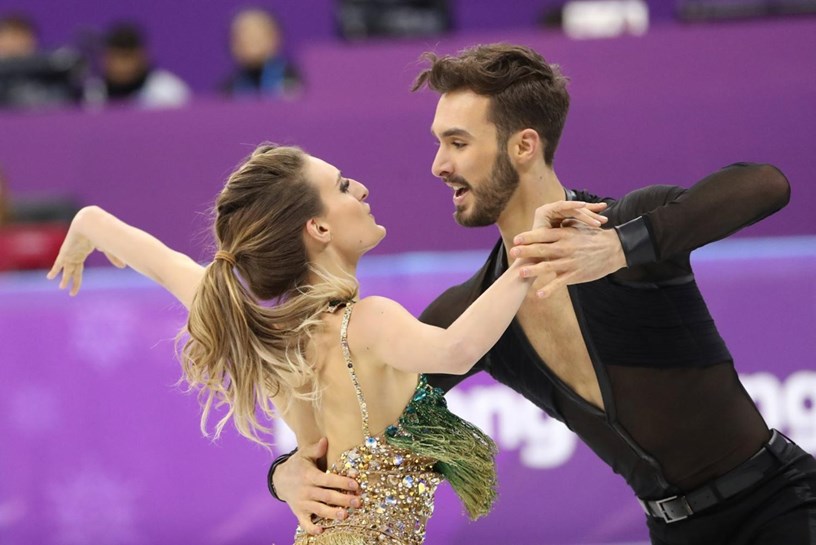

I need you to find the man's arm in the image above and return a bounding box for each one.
[268,438,360,535]
[612,163,790,265]
[511,163,790,295]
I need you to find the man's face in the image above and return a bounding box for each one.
[0,27,37,59]
[430,90,519,227]
[103,48,148,85]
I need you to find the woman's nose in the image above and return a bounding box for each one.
[356,180,369,201]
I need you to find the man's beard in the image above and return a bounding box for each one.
[454,150,520,227]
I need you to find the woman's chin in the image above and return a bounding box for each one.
[359,228,387,256]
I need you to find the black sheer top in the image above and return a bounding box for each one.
[419,163,790,499]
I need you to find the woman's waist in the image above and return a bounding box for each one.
[297,472,442,545]
[329,435,437,475]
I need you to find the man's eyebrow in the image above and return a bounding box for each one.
[335,171,343,185]
[431,127,473,139]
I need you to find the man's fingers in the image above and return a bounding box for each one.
[310,487,361,509]
[577,208,608,225]
[301,437,329,460]
[532,201,609,229]
[296,513,324,536]
[305,499,349,521]
[513,228,562,247]
[519,260,572,279]
[513,240,571,261]
[561,207,607,226]
[313,470,359,494]
[544,200,588,211]
[533,201,586,225]
[535,272,575,298]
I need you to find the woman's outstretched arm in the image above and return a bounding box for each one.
[351,201,607,376]
[48,205,205,308]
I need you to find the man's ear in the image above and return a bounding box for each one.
[510,128,542,164]
[305,218,332,244]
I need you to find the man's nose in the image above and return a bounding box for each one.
[432,147,451,180]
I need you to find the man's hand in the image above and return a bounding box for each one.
[273,438,361,536]
[511,203,626,298]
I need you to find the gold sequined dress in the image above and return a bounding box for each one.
[294,303,497,545]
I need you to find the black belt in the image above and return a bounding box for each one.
[638,429,795,524]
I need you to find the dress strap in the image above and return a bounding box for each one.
[339,302,370,438]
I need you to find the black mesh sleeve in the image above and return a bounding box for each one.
[608,163,790,267]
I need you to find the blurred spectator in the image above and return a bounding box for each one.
[0,14,85,109]
[0,13,37,59]
[97,22,190,108]
[336,0,451,40]
[0,167,10,226]
[222,8,301,98]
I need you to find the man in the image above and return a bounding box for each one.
[268,44,816,544]
[97,22,190,108]
[0,13,37,59]
[0,14,84,109]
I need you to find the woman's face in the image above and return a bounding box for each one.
[305,155,386,259]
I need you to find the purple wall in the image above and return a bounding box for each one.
[1,20,814,264]
[3,1,679,92]
[2,238,815,544]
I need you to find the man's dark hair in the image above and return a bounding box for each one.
[413,43,570,165]
[104,23,145,51]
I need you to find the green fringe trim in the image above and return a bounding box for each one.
[385,375,498,520]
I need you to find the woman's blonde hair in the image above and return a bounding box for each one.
[180,144,357,446]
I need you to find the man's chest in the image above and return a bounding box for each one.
[515,287,604,410]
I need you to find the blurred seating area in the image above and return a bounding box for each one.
[0,168,78,271]
[0,0,814,273]
[1,0,815,110]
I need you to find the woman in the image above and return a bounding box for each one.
[48,144,606,544]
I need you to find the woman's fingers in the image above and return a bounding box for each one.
[46,260,62,280]
[70,265,83,296]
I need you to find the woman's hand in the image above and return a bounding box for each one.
[47,207,125,296]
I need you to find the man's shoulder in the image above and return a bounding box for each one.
[419,244,500,328]
[573,185,684,227]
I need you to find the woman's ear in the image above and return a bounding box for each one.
[305,218,332,244]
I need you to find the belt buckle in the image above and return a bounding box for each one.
[655,495,693,523]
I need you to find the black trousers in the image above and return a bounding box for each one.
[647,440,816,545]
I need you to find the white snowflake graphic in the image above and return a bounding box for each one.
[48,465,140,545]
[8,384,60,435]
[69,302,139,372]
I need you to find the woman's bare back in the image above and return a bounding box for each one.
[285,305,421,467]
